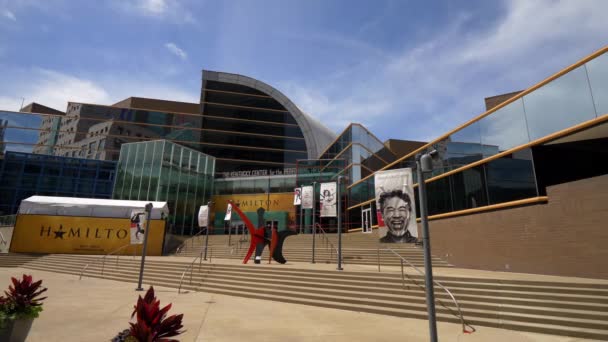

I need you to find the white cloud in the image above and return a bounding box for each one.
[113,0,194,23]
[0,68,198,113]
[165,42,187,60]
[281,0,608,142]
[2,10,16,21]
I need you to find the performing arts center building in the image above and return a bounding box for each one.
[1,46,608,279]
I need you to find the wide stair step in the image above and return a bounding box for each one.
[2,253,607,340]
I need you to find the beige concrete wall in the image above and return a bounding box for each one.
[423,174,608,279]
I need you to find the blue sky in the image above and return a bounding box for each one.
[1,0,607,142]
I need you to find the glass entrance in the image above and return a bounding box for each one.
[361,207,373,233]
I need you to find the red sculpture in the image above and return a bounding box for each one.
[228,200,294,264]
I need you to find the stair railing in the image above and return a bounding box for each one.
[175,228,207,255]
[315,224,343,265]
[378,246,474,334]
[178,245,212,294]
[79,244,137,280]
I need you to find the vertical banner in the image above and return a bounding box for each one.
[224,203,233,221]
[293,187,302,205]
[198,205,209,227]
[374,168,418,243]
[129,209,146,245]
[301,186,314,209]
[319,182,337,217]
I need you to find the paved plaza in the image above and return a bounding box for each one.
[0,267,595,341]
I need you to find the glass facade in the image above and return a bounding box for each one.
[201,79,308,173]
[0,151,116,215]
[295,159,348,233]
[318,124,398,185]
[113,140,215,235]
[345,49,608,229]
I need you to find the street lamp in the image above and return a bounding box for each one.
[311,181,317,264]
[136,202,153,291]
[416,150,438,342]
[337,176,344,271]
[204,201,213,260]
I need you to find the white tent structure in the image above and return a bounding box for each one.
[18,196,169,220]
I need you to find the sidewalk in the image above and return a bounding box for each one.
[0,267,592,341]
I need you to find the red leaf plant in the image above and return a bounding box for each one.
[128,286,184,342]
[0,274,47,320]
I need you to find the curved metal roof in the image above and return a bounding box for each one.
[202,70,336,159]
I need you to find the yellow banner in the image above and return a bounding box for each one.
[10,215,166,255]
[211,192,296,227]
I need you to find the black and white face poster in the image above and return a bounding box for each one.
[319,182,337,217]
[374,169,418,243]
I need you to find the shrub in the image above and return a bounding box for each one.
[0,274,47,328]
[114,286,184,342]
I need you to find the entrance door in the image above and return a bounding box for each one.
[361,207,372,233]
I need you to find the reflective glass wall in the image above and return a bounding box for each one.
[345,49,608,229]
[201,79,308,173]
[113,140,215,235]
[0,151,116,215]
[318,124,398,185]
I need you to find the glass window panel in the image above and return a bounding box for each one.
[450,166,488,211]
[425,177,452,216]
[585,53,608,116]
[485,149,538,204]
[523,65,597,141]
[479,98,529,154]
[446,122,482,170]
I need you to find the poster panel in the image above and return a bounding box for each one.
[293,187,302,205]
[198,205,209,227]
[224,203,233,221]
[374,168,418,243]
[129,209,146,245]
[301,186,314,209]
[319,182,337,217]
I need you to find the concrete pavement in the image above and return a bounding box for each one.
[0,267,596,341]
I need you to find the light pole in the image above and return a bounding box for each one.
[337,176,343,271]
[204,201,212,260]
[136,203,153,291]
[416,151,438,342]
[311,181,317,264]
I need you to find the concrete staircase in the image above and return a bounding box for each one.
[174,233,453,267]
[1,253,607,340]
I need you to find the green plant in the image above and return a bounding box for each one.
[127,286,184,342]
[0,274,47,328]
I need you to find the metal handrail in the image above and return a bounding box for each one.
[315,224,343,265]
[175,228,207,254]
[378,246,475,334]
[178,246,212,294]
[79,244,137,280]
[0,231,7,246]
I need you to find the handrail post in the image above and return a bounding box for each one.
[400,259,405,288]
[377,247,381,272]
[101,257,106,278]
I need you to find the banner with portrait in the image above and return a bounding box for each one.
[319,182,337,217]
[374,168,418,243]
[293,187,302,205]
[224,203,233,221]
[198,205,209,227]
[129,209,146,245]
[301,186,314,209]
